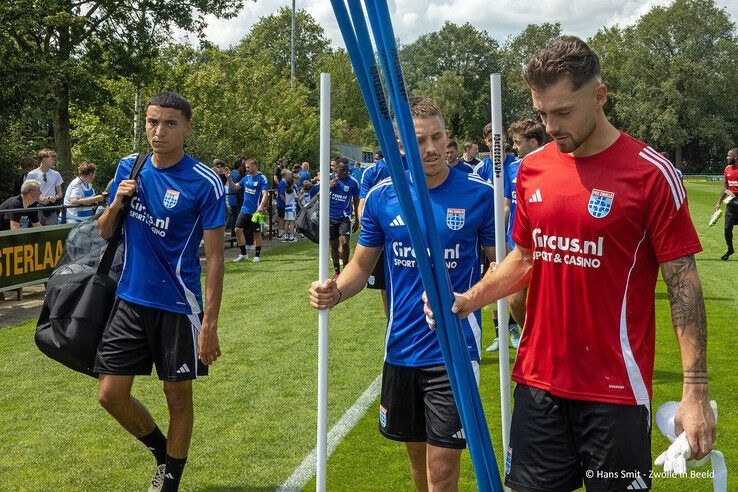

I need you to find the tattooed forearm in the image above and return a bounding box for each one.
[661,255,708,374]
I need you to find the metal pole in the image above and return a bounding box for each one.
[291,0,297,89]
[490,73,512,475]
[316,72,331,492]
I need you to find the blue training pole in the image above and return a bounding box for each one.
[329,1,503,490]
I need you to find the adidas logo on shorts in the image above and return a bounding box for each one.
[176,364,191,374]
[626,476,648,490]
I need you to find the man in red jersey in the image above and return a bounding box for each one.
[424,36,714,491]
[715,148,738,260]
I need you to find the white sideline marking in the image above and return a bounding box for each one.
[278,374,382,491]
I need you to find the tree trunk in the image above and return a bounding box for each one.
[54,14,73,180]
[675,145,683,169]
[133,80,142,149]
[54,80,73,180]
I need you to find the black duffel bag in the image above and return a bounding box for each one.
[296,192,320,244]
[35,153,147,377]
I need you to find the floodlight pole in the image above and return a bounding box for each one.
[316,72,331,492]
[490,73,512,478]
[291,0,297,89]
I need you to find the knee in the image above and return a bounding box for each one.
[163,384,192,414]
[427,460,457,486]
[98,386,127,411]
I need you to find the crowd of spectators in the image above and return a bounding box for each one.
[1,149,107,231]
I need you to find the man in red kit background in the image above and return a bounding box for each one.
[715,147,738,260]
[425,36,714,491]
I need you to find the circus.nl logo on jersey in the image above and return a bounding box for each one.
[163,189,180,209]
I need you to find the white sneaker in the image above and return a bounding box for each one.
[148,463,166,492]
[252,256,260,263]
[485,337,500,352]
[233,254,248,262]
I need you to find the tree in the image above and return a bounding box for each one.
[500,23,561,125]
[235,7,331,101]
[400,22,502,141]
[597,0,738,169]
[0,0,246,178]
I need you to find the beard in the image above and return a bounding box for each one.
[554,118,597,154]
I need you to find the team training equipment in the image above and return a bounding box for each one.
[328,1,502,490]
[316,72,331,491]
[654,400,726,491]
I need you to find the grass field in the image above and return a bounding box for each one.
[0,181,735,491]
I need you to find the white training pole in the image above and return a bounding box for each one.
[316,72,331,492]
[490,73,512,468]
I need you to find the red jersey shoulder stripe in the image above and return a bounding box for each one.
[638,146,685,209]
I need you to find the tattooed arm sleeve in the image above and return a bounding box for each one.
[660,254,708,389]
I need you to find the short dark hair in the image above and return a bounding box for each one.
[523,36,601,92]
[447,139,458,150]
[463,141,476,152]
[408,96,445,126]
[507,120,547,145]
[77,162,97,177]
[146,91,192,121]
[336,157,350,166]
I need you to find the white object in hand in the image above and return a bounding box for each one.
[709,209,722,227]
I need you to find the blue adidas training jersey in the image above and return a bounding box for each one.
[359,159,390,199]
[503,158,521,249]
[277,179,286,208]
[359,167,496,367]
[312,174,360,219]
[473,153,516,183]
[108,153,226,315]
[237,172,269,215]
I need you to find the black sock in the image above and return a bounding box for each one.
[726,227,734,252]
[493,318,499,337]
[161,455,187,492]
[239,245,247,255]
[137,426,167,465]
[255,246,262,257]
[334,264,340,273]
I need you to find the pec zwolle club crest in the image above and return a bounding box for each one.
[163,189,180,209]
[588,189,614,219]
[446,208,465,231]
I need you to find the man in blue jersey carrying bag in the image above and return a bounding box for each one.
[95,92,225,492]
[309,97,495,491]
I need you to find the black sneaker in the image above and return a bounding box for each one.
[720,250,734,261]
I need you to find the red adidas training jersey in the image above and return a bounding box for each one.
[724,164,738,194]
[511,133,702,406]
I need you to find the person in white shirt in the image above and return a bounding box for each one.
[26,148,64,225]
[64,162,105,223]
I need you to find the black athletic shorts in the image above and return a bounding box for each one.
[329,216,351,241]
[366,250,386,290]
[505,384,651,492]
[726,197,738,228]
[277,206,285,219]
[379,361,479,449]
[235,212,261,243]
[94,298,208,381]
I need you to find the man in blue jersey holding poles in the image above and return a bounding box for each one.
[223,158,269,262]
[309,97,496,491]
[95,92,225,492]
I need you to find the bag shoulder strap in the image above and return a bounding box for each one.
[96,152,149,276]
